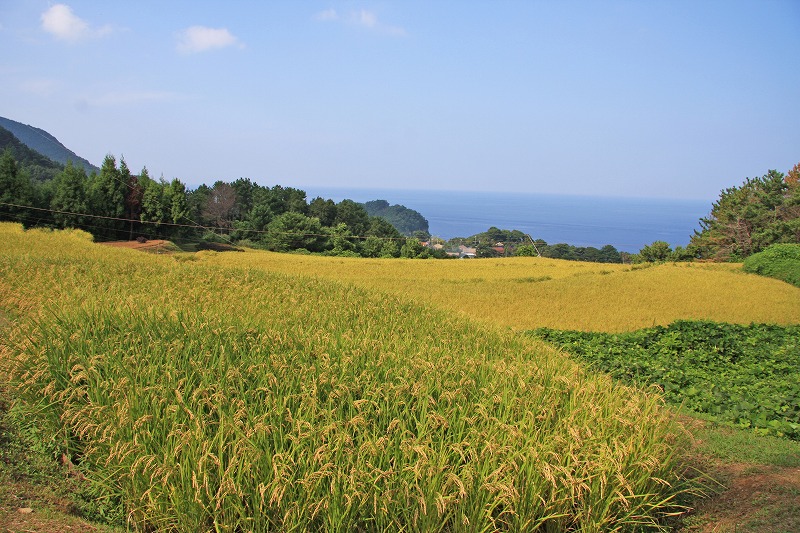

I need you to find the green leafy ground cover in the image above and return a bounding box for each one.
[530,321,800,440]
[743,243,800,287]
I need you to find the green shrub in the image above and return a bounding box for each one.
[743,244,800,287]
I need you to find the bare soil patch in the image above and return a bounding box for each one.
[0,481,104,533]
[678,462,800,532]
[100,239,174,253]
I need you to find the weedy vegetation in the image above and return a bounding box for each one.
[1,223,698,531]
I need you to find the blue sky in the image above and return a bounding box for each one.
[1,1,798,199]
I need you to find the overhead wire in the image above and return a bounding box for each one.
[0,201,412,242]
[99,161,239,246]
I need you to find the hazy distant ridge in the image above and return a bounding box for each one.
[0,116,98,174]
[0,124,64,182]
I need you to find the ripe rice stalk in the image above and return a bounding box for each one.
[0,223,702,531]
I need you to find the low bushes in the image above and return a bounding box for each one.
[743,243,800,287]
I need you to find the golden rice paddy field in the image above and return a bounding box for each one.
[1,223,798,531]
[199,248,800,332]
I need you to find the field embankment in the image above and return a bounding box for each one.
[0,223,694,531]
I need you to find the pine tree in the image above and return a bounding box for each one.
[691,167,799,260]
[88,154,128,239]
[0,148,35,225]
[51,162,90,229]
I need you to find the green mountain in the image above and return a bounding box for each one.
[0,125,64,182]
[0,116,98,175]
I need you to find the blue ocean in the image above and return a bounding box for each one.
[303,187,712,253]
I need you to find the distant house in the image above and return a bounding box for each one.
[458,245,477,259]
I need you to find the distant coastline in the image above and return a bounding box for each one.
[303,187,712,253]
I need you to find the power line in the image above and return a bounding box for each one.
[100,160,238,246]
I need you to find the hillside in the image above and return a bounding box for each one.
[0,116,97,175]
[0,125,64,182]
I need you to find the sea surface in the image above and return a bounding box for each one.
[303,186,712,253]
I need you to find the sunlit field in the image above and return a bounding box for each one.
[0,223,697,531]
[199,248,800,332]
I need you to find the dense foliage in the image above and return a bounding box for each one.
[688,165,800,261]
[742,243,800,287]
[630,241,697,263]
[530,321,800,440]
[447,226,623,262]
[362,199,429,237]
[530,241,622,263]
[0,150,37,225]
[0,128,64,182]
[2,224,692,531]
[0,151,442,258]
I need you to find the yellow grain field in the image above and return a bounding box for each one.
[0,223,697,531]
[199,250,800,332]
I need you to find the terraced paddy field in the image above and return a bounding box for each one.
[197,248,800,332]
[1,223,799,531]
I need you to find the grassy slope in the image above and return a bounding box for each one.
[1,224,691,531]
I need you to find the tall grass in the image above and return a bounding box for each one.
[1,223,696,530]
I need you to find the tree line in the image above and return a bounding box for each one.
[2,147,796,262]
[446,227,625,262]
[436,164,800,263]
[632,164,799,262]
[0,150,446,258]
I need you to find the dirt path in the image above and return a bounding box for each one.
[678,462,800,532]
